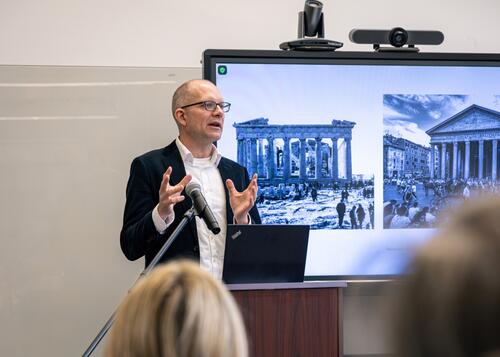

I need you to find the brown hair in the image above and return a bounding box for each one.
[393,197,500,357]
[105,260,248,357]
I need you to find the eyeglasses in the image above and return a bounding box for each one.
[180,100,231,113]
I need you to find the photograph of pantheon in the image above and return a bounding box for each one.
[233,118,374,230]
[383,94,500,229]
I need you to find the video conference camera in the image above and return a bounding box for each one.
[349,27,444,52]
[280,0,343,51]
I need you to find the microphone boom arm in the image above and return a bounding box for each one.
[82,207,196,357]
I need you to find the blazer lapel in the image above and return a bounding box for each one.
[161,141,198,240]
[218,159,234,224]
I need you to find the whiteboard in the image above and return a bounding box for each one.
[0,65,200,356]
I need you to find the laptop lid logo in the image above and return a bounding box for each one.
[231,230,242,240]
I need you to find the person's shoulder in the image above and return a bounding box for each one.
[219,156,245,170]
[134,141,177,163]
[135,147,164,161]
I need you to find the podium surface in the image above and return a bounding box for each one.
[228,281,347,357]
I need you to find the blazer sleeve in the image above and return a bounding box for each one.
[120,157,160,261]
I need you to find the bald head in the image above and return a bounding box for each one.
[171,79,217,118]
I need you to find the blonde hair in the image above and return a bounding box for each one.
[105,260,248,357]
[393,196,500,357]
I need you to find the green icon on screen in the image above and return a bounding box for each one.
[218,65,227,75]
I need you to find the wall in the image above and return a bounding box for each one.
[0,66,200,357]
[2,0,499,67]
[0,1,499,356]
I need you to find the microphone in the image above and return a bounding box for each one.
[185,182,221,235]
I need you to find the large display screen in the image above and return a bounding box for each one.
[203,50,500,279]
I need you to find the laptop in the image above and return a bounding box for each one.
[222,224,310,284]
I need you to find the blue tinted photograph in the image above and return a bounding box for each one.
[233,118,374,229]
[383,94,500,229]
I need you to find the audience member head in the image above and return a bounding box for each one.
[392,197,500,357]
[106,260,248,357]
[396,206,407,217]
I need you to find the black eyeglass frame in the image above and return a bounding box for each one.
[180,100,231,113]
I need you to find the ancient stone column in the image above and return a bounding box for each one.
[315,138,322,179]
[283,137,291,181]
[250,138,258,176]
[479,140,484,179]
[257,139,265,177]
[245,139,252,171]
[464,141,470,180]
[492,139,498,181]
[453,141,458,180]
[299,138,306,180]
[237,139,245,166]
[331,138,338,180]
[441,143,446,179]
[430,144,435,179]
[267,137,275,180]
[346,138,352,180]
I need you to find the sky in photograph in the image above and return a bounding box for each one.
[383,94,500,146]
[216,63,500,176]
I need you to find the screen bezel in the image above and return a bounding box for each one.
[203,49,500,80]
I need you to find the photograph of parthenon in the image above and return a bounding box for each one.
[383,94,500,229]
[233,118,375,230]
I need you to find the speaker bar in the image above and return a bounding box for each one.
[349,28,444,47]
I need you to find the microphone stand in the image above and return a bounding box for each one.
[82,207,196,357]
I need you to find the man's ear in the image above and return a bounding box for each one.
[174,108,187,127]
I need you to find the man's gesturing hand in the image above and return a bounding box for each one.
[226,173,258,224]
[158,166,192,221]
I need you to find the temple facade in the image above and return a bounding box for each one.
[233,118,356,185]
[426,104,500,181]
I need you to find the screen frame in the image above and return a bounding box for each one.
[203,49,500,281]
[203,49,500,80]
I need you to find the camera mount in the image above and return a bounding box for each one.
[349,27,444,52]
[280,0,343,51]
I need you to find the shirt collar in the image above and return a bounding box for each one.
[175,137,221,166]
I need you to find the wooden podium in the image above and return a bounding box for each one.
[228,281,347,357]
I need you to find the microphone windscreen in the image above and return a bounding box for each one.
[185,181,201,197]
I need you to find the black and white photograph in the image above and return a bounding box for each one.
[383,94,500,229]
[216,65,379,231]
[233,118,375,229]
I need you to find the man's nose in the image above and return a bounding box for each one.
[213,105,224,115]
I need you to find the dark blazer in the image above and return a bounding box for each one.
[120,140,261,267]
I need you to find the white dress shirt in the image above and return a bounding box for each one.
[152,138,227,279]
